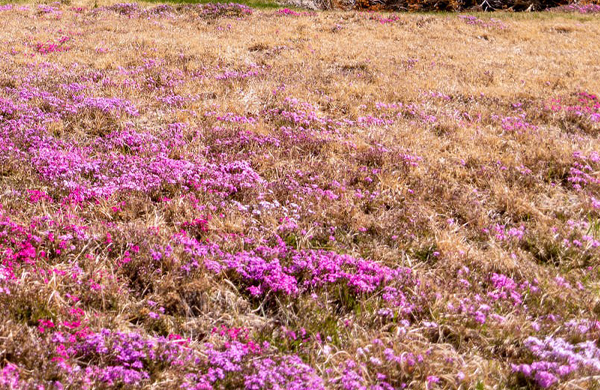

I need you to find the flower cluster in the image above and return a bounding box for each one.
[458,15,507,29]
[550,3,600,13]
[512,336,600,388]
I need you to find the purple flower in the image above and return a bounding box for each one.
[534,371,558,388]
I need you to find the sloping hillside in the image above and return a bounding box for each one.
[0,3,599,389]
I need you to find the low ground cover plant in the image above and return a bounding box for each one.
[0,2,599,389]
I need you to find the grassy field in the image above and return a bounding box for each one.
[0,2,599,389]
[139,0,284,10]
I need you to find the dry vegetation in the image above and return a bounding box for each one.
[0,2,599,389]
